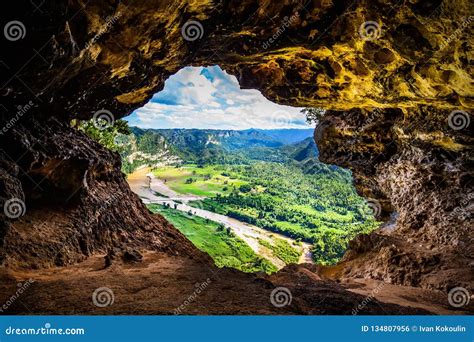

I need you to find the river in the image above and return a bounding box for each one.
[128,167,313,269]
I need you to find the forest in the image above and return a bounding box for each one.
[77,118,379,267]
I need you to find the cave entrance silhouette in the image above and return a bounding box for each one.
[109,66,381,274]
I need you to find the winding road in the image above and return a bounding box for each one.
[128,167,313,269]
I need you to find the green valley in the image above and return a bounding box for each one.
[149,204,278,273]
[78,119,380,271]
[153,161,379,265]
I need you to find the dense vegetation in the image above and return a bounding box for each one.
[125,127,316,167]
[183,162,379,265]
[78,119,379,266]
[258,238,301,264]
[148,204,277,273]
[75,119,131,152]
[153,165,247,197]
[73,118,141,174]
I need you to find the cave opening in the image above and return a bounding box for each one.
[1,0,471,317]
[80,66,381,274]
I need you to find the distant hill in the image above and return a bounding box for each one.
[279,137,319,161]
[131,127,313,150]
[121,127,318,172]
[252,128,315,144]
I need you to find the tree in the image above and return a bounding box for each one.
[76,119,133,173]
[301,108,325,124]
[239,184,252,193]
[76,119,131,153]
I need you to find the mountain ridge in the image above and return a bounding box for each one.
[122,127,318,172]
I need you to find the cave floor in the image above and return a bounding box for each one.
[0,252,470,315]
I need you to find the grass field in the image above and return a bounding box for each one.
[153,165,247,197]
[151,161,379,266]
[258,238,301,264]
[148,204,277,274]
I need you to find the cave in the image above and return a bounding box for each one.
[0,0,472,315]
[112,64,381,274]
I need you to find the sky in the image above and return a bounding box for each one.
[125,66,310,130]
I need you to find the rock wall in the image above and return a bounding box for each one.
[317,106,472,289]
[0,116,203,268]
[1,0,472,288]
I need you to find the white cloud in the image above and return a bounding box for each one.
[126,66,310,130]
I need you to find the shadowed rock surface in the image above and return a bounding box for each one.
[0,253,452,315]
[0,0,472,314]
[316,106,473,290]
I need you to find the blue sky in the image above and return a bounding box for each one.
[125,66,310,130]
